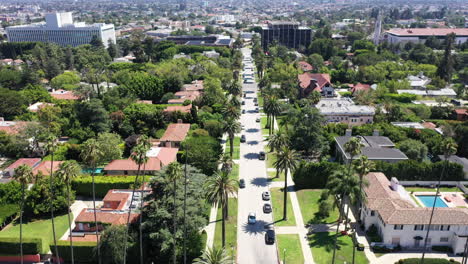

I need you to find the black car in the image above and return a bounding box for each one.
[265,230,275,244]
[263,203,272,213]
[254,102,258,106]
[259,151,266,160]
[241,101,245,105]
[253,98,257,102]
[242,109,245,114]
[240,135,246,143]
[239,179,246,188]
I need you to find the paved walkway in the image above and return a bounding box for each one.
[60,200,88,240]
[204,202,218,250]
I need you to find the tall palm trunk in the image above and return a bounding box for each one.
[50,153,60,264]
[344,196,351,230]
[221,197,226,248]
[183,148,189,264]
[283,169,288,220]
[271,115,275,134]
[229,135,234,158]
[66,183,75,264]
[138,164,147,264]
[332,193,345,264]
[123,163,142,264]
[20,183,25,264]
[91,167,101,264]
[173,178,177,264]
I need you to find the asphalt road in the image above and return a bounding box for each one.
[236,47,279,264]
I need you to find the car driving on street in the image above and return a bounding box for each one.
[262,191,270,201]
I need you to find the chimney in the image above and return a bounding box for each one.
[373,129,379,136]
[345,129,352,136]
[177,119,183,124]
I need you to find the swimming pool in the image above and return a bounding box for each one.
[416,195,448,208]
[82,168,104,174]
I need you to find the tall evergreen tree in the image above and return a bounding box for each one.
[437,33,455,82]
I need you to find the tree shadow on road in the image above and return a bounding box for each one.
[246,128,259,133]
[247,140,259,145]
[241,219,270,235]
[250,177,269,187]
[244,153,259,159]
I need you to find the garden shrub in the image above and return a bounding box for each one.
[72,176,141,198]
[51,240,97,264]
[293,161,343,189]
[366,225,382,243]
[374,160,464,181]
[0,237,42,254]
[431,245,453,253]
[0,204,19,227]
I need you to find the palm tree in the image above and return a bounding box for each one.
[268,97,282,135]
[420,138,458,264]
[205,171,237,247]
[353,156,374,215]
[344,137,364,173]
[193,247,231,264]
[273,147,299,220]
[80,138,103,264]
[263,95,272,131]
[56,160,81,264]
[222,103,240,120]
[166,162,183,264]
[227,81,242,96]
[123,137,150,264]
[220,154,233,174]
[223,118,241,158]
[13,165,33,264]
[267,131,289,178]
[44,134,61,264]
[326,169,362,264]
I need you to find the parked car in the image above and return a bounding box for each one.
[256,118,260,122]
[239,179,246,188]
[254,103,258,106]
[265,229,275,244]
[248,212,256,224]
[242,101,245,105]
[259,151,266,160]
[262,191,270,201]
[240,135,246,143]
[255,108,259,113]
[253,97,257,102]
[242,109,245,114]
[263,203,272,213]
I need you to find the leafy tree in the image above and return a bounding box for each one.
[90,35,104,49]
[0,88,27,119]
[50,72,81,90]
[107,39,118,59]
[166,162,183,264]
[274,147,299,220]
[352,40,375,52]
[223,118,241,157]
[437,33,455,82]
[289,107,328,157]
[117,71,164,101]
[0,68,22,89]
[99,225,129,264]
[19,84,52,105]
[13,164,33,263]
[95,133,124,163]
[24,174,72,216]
[144,166,208,263]
[201,78,225,106]
[182,135,222,175]
[308,39,337,60]
[193,247,231,264]
[307,53,324,72]
[77,99,111,133]
[397,139,428,162]
[205,171,237,247]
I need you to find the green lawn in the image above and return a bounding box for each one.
[260,116,269,135]
[309,232,368,264]
[225,137,240,160]
[258,94,264,108]
[0,214,71,253]
[405,187,461,193]
[267,170,285,182]
[225,136,240,148]
[270,188,296,226]
[277,234,304,264]
[296,190,339,225]
[214,198,237,258]
[266,151,277,169]
[230,163,240,180]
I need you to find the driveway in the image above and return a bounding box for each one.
[236,47,279,264]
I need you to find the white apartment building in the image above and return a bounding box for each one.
[361,173,468,254]
[6,12,116,48]
[383,28,468,45]
[315,98,375,126]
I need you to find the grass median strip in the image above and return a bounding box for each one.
[309,232,368,264]
[296,189,339,225]
[225,137,240,160]
[214,198,238,258]
[267,170,285,182]
[270,187,296,226]
[277,234,304,264]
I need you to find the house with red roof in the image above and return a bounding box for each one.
[298,73,335,98]
[0,118,30,135]
[297,61,313,72]
[104,147,178,175]
[350,83,371,95]
[5,158,42,177]
[33,160,65,176]
[454,109,468,121]
[163,104,192,114]
[160,123,191,148]
[49,89,80,100]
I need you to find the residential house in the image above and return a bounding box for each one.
[350,83,371,95]
[397,88,457,98]
[163,104,192,114]
[315,98,375,126]
[159,123,191,148]
[454,109,468,121]
[49,89,80,100]
[33,160,65,176]
[298,73,335,97]
[335,132,408,164]
[0,118,30,135]
[202,50,220,58]
[104,147,178,175]
[297,61,313,72]
[182,80,204,92]
[407,73,431,90]
[360,173,468,253]
[4,158,41,177]
[168,91,202,104]
[27,102,55,113]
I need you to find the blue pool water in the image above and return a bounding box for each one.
[416,195,448,208]
[82,168,103,174]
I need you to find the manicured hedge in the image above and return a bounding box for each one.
[293,161,344,189]
[396,259,459,264]
[0,237,42,254]
[72,176,141,198]
[375,160,465,181]
[51,240,97,264]
[0,204,19,227]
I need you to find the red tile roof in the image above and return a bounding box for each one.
[387,28,468,37]
[75,208,139,225]
[182,80,204,91]
[160,123,190,143]
[454,108,467,115]
[102,190,130,210]
[351,83,371,94]
[104,157,162,172]
[298,61,313,72]
[50,89,80,100]
[163,104,192,113]
[422,122,437,130]
[298,73,331,92]
[33,161,65,176]
[0,120,30,135]
[6,158,41,171]
[154,147,179,166]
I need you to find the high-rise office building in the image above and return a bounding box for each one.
[6,12,116,48]
[260,22,312,50]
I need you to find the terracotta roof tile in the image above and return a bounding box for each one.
[33,161,65,176]
[50,89,80,100]
[104,157,162,172]
[6,158,41,170]
[298,61,313,72]
[160,123,190,142]
[298,73,331,92]
[75,208,139,225]
[163,104,192,113]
